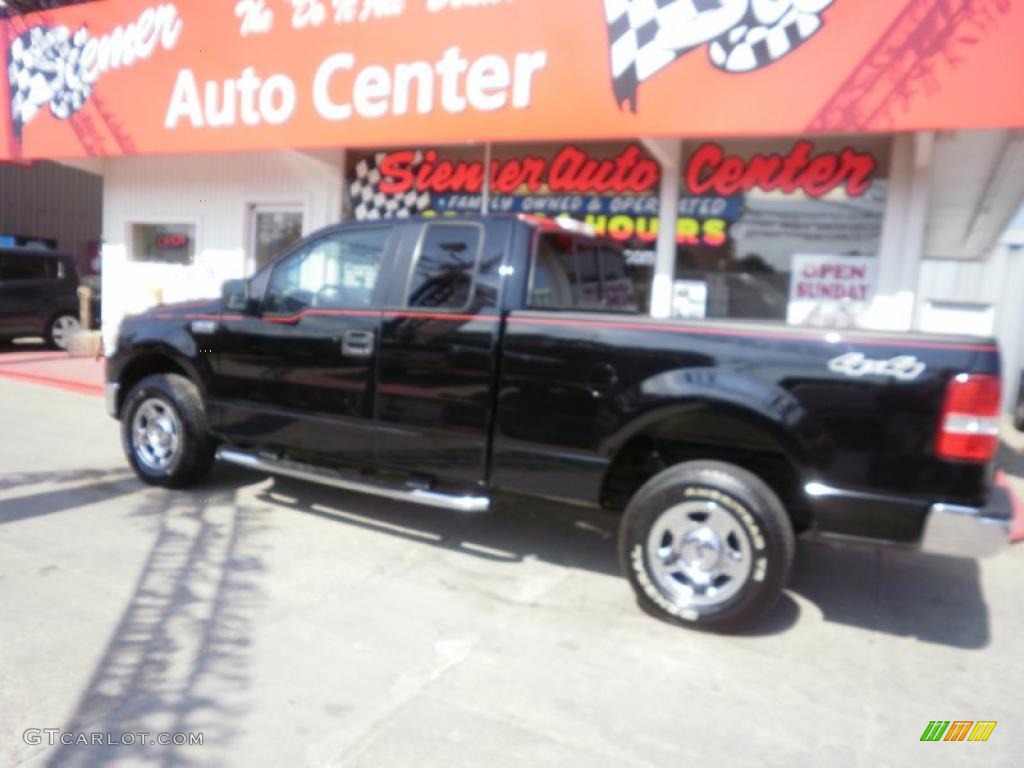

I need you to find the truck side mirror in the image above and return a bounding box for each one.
[221,279,253,313]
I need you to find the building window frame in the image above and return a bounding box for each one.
[126,218,200,265]
[245,201,307,273]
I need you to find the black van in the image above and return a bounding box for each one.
[0,248,81,349]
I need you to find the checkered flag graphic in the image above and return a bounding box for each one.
[8,23,92,141]
[348,151,433,221]
[605,0,834,111]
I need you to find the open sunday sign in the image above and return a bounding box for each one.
[787,253,877,326]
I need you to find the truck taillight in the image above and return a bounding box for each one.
[936,373,1001,462]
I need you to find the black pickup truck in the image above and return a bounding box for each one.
[106,215,1010,630]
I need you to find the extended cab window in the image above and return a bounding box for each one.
[530,234,637,312]
[407,224,481,310]
[264,228,391,314]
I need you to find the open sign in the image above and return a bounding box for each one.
[156,233,190,249]
[801,263,870,281]
[787,253,877,327]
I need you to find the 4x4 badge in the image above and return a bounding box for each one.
[828,352,926,381]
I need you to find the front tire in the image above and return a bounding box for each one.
[619,460,794,632]
[120,373,215,488]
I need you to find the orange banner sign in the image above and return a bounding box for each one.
[3,0,1023,160]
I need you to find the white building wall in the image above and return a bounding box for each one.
[100,150,344,350]
[993,248,1024,412]
[917,239,1024,412]
[858,133,930,332]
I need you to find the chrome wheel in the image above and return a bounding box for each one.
[50,315,80,349]
[646,499,753,609]
[131,398,182,471]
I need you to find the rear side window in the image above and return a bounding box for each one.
[407,224,481,310]
[530,234,637,312]
[597,245,637,310]
[0,254,53,281]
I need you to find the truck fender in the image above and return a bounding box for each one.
[113,341,211,414]
[601,366,833,472]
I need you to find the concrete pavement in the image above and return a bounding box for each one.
[1,377,1023,767]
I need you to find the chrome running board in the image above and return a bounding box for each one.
[216,446,491,513]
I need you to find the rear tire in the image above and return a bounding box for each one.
[619,460,794,632]
[45,312,80,350]
[120,373,215,488]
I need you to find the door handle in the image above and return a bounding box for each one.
[341,329,375,358]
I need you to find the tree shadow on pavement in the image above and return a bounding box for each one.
[0,469,138,525]
[40,464,269,768]
[32,455,990,767]
[0,467,131,493]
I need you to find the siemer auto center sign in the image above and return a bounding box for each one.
[3,0,1024,160]
[348,139,879,253]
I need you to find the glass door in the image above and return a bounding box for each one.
[250,205,304,271]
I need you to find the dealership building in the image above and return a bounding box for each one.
[3,0,1024,407]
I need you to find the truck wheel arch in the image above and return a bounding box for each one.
[114,350,202,418]
[599,400,821,534]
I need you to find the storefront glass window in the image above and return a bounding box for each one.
[673,137,890,326]
[345,138,889,327]
[130,223,195,265]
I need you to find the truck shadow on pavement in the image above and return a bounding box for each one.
[34,465,268,768]
[255,474,992,650]
[259,476,624,577]
[780,540,989,649]
[997,437,1024,477]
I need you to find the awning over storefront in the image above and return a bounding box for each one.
[2,0,1022,160]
